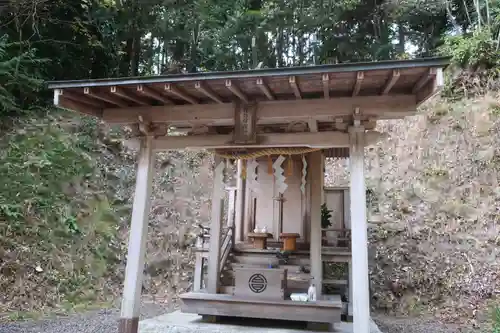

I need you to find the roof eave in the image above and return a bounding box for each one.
[47,56,451,90]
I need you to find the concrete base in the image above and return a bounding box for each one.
[139,311,383,333]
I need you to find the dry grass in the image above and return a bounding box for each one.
[327,92,500,328]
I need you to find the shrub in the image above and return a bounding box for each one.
[439,29,500,71]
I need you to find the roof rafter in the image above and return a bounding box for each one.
[256,78,275,100]
[111,86,149,106]
[352,72,364,96]
[381,70,401,95]
[137,84,172,104]
[225,80,248,103]
[58,89,104,108]
[413,68,437,94]
[165,83,198,104]
[322,74,330,99]
[195,81,223,104]
[289,76,302,99]
[84,87,128,107]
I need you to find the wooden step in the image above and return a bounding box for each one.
[230,262,307,272]
[233,254,311,266]
[234,246,351,263]
[180,291,342,329]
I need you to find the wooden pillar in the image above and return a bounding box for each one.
[348,260,353,317]
[309,151,323,296]
[349,126,370,333]
[234,159,246,243]
[119,136,154,333]
[193,252,203,292]
[227,187,236,228]
[206,158,225,294]
[243,163,253,240]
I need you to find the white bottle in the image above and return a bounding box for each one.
[307,283,317,302]
[253,226,259,233]
[261,226,268,233]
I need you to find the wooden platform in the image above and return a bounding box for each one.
[233,245,352,263]
[180,292,342,328]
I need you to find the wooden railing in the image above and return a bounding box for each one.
[219,226,234,273]
[192,187,237,291]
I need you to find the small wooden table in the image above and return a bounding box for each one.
[248,232,272,249]
[280,233,300,251]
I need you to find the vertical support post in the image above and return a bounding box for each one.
[348,260,353,317]
[234,159,246,243]
[272,195,283,240]
[349,126,370,333]
[193,252,203,292]
[343,189,351,229]
[119,136,154,333]
[243,162,253,240]
[309,151,323,297]
[227,188,236,228]
[206,158,225,294]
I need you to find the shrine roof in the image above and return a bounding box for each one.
[48,57,450,122]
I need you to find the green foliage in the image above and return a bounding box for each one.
[439,29,500,70]
[0,35,46,116]
[321,203,332,229]
[0,116,126,314]
[493,305,500,333]
[0,120,92,225]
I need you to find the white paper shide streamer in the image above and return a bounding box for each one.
[247,159,260,194]
[300,155,307,194]
[273,155,288,194]
[214,161,226,198]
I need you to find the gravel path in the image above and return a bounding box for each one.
[373,314,476,333]
[0,301,171,333]
[2,305,478,333]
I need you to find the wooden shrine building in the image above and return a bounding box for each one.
[48,57,449,333]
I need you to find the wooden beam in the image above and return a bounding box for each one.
[412,67,437,94]
[289,76,302,99]
[195,81,223,104]
[84,87,128,107]
[256,78,275,100]
[322,74,330,99]
[165,83,197,104]
[102,95,417,125]
[308,118,318,132]
[381,70,400,95]
[352,72,364,97]
[111,86,149,106]
[58,89,103,108]
[225,80,248,103]
[137,84,171,104]
[149,131,384,151]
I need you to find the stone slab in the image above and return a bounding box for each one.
[139,311,383,333]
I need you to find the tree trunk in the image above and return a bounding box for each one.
[397,23,405,55]
[277,26,284,67]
